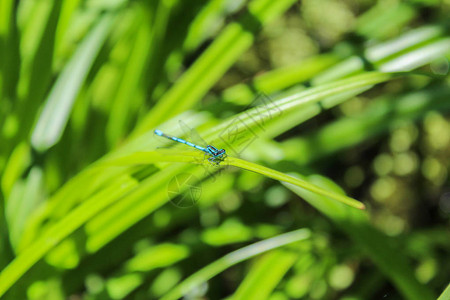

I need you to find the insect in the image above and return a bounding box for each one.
[154,129,227,165]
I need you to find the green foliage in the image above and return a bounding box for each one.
[0,0,449,299]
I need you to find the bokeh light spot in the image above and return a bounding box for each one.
[393,152,418,176]
[422,157,447,185]
[344,165,365,188]
[371,177,396,202]
[329,264,354,290]
[373,153,394,176]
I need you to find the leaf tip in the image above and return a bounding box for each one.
[357,202,366,210]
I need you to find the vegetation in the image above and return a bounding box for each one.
[0,0,449,299]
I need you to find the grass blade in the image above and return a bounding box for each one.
[437,284,450,300]
[161,228,311,300]
[101,150,364,209]
[31,13,114,151]
[0,175,137,297]
[232,250,298,300]
[227,156,365,209]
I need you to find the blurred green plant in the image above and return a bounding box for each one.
[0,0,449,299]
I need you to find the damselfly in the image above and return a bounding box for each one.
[154,129,227,165]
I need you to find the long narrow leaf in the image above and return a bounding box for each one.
[437,284,450,300]
[31,14,114,151]
[227,156,365,209]
[0,176,137,297]
[99,150,364,209]
[161,228,311,300]
[232,250,298,300]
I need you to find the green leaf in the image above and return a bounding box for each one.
[222,54,339,105]
[1,142,31,198]
[106,13,152,146]
[0,175,137,297]
[232,250,298,300]
[31,14,114,152]
[161,228,311,300]
[15,0,61,141]
[101,149,364,209]
[201,219,253,246]
[106,273,143,300]
[356,2,416,40]
[125,243,189,272]
[313,26,447,84]
[204,72,393,142]
[0,0,20,104]
[437,284,450,300]
[6,167,45,250]
[227,156,365,209]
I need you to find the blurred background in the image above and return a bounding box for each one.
[0,0,449,299]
